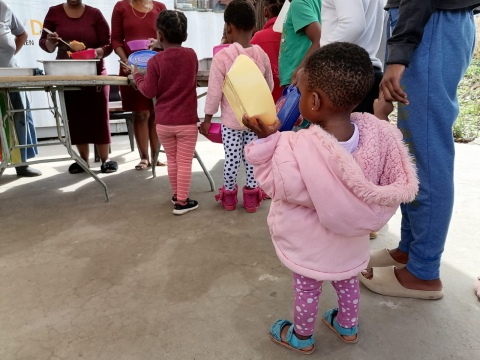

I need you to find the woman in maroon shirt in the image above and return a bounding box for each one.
[111,0,166,171]
[39,0,118,174]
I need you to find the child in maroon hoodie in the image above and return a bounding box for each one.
[251,0,285,102]
[133,10,199,216]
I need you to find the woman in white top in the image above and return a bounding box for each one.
[0,0,41,176]
[320,0,387,115]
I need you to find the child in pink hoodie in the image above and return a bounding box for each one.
[200,0,274,213]
[244,43,418,354]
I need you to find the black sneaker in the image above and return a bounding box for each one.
[173,199,199,215]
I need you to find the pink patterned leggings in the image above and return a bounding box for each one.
[292,273,360,336]
[156,124,198,202]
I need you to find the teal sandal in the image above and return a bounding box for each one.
[270,319,316,355]
[322,308,359,344]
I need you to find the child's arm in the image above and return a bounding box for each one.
[133,59,159,99]
[244,116,313,205]
[245,131,300,203]
[373,94,394,121]
[201,56,226,136]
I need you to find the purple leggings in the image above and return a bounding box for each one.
[293,273,360,336]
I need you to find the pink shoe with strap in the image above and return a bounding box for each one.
[243,186,266,213]
[215,185,238,211]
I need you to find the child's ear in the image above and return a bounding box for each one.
[312,92,321,111]
[226,23,232,34]
[264,7,269,19]
[183,32,188,42]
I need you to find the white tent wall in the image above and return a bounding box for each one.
[7,0,224,138]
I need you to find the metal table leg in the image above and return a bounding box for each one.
[0,106,11,174]
[152,141,162,178]
[0,90,17,174]
[57,87,110,202]
[194,150,215,191]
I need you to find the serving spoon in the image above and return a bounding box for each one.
[43,28,75,50]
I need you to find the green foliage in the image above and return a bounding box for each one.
[454,59,480,141]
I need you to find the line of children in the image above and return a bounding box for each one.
[200,0,274,213]
[244,42,418,355]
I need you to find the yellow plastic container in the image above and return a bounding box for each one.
[222,54,277,127]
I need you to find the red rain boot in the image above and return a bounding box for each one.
[243,186,264,213]
[215,185,238,211]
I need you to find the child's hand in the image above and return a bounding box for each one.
[374,93,394,121]
[132,63,139,75]
[243,115,281,139]
[148,38,160,50]
[199,121,211,137]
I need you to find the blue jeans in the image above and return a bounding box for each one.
[9,92,38,162]
[388,9,475,280]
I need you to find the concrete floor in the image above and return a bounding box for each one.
[1,135,479,360]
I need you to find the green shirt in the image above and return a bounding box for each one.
[279,0,322,86]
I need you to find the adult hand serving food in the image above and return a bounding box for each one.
[39,0,118,174]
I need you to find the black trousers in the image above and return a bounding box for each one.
[353,67,383,115]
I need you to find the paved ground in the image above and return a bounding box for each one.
[1,135,479,360]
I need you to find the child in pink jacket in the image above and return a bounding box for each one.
[244,43,418,354]
[199,0,274,213]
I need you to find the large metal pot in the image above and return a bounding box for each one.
[37,60,99,76]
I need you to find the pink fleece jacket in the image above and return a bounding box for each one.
[245,113,419,281]
[204,43,274,131]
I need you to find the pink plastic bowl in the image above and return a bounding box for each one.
[213,44,230,56]
[71,49,96,60]
[127,40,151,51]
[202,122,222,143]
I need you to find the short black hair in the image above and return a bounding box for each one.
[224,0,256,31]
[156,10,187,44]
[304,42,374,109]
[265,0,285,17]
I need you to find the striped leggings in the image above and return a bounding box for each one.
[156,124,198,202]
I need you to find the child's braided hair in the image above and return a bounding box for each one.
[156,10,187,44]
[265,0,285,17]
